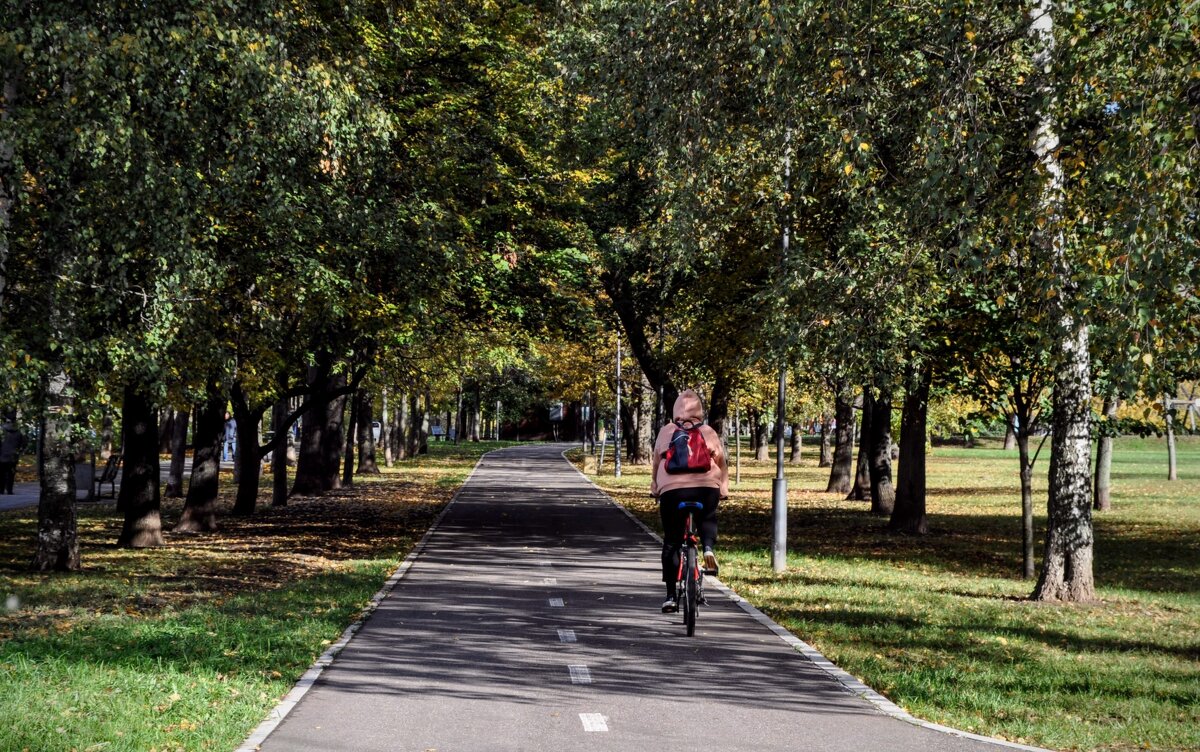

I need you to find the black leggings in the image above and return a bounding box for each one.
[658,487,719,585]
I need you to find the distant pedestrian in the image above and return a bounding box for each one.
[223,412,237,462]
[0,418,22,494]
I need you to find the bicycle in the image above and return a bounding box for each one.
[674,500,717,636]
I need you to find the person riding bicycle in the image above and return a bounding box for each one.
[650,389,729,613]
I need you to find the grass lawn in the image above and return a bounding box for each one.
[0,440,512,752]
[572,435,1200,752]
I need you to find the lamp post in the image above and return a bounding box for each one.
[615,333,622,478]
[771,131,792,574]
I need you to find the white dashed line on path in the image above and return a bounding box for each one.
[549,598,565,607]
[568,665,592,684]
[542,578,558,585]
[579,713,609,732]
[557,629,577,643]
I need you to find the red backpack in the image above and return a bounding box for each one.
[664,420,712,474]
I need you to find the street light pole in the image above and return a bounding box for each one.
[615,333,622,478]
[771,130,792,574]
[772,367,787,572]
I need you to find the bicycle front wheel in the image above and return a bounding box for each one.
[684,546,698,636]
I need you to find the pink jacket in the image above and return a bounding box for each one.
[651,390,729,497]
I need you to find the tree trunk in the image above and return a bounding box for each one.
[748,408,760,456]
[117,385,164,547]
[1017,430,1036,579]
[471,386,481,442]
[1093,396,1118,510]
[637,371,654,461]
[231,390,265,516]
[158,409,174,455]
[1028,0,1095,603]
[419,391,431,454]
[848,390,872,500]
[1035,330,1094,601]
[708,374,732,437]
[890,366,931,534]
[819,415,834,468]
[867,390,895,516]
[272,396,289,507]
[342,388,357,488]
[393,391,409,461]
[32,371,80,571]
[454,388,464,444]
[381,387,392,467]
[293,364,330,496]
[406,394,423,457]
[165,409,189,498]
[176,393,223,533]
[356,390,381,474]
[789,422,802,464]
[754,410,769,462]
[1003,418,1017,450]
[320,375,347,491]
[1165,394,1178,481]
[827,394,854,492]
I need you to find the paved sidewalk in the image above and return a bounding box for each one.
[252,444,1033,752]
[0,457,228,512]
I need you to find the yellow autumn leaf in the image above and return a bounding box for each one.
[843,163,854,175]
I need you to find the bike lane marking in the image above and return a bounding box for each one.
[549,597,564,607]
[579,713,609,732]
[568,665,593,684]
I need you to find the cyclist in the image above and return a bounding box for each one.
[650,389,729,613]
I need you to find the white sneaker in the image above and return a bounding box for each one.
[703,549,718,572]
[661,597,678,613]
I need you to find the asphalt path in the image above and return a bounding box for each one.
[254,443,1028,752]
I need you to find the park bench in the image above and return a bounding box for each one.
[94,453,122,499]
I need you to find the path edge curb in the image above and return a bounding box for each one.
[559,448,1051,752]
[233,454,489,752]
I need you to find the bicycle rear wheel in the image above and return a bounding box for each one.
[684,545,698,636]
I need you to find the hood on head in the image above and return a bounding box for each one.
[673,389,705,425]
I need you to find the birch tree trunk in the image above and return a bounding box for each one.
[1029,0,1095,602]
[32,371,80,571]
